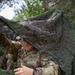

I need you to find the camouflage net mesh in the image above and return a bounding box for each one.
[0,9,75,75]
[19,11,75,75]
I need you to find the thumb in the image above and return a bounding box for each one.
[21,63,25,68]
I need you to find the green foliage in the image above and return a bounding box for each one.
[14,0,49,21]
[0,69,14,75]
[52,1,75,28]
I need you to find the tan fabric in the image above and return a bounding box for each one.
[42,61,58,75]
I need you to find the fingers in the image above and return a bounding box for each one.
[14,70,22,75]
[14,68,23,75]
[14,68,22,72]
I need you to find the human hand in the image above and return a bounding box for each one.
[14,63,33,75]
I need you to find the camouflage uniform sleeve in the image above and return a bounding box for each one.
[34,57,58,75]
[41,61,58,75]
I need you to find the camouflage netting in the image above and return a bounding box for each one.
[19,10,75,75]
[0,9,75,75]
